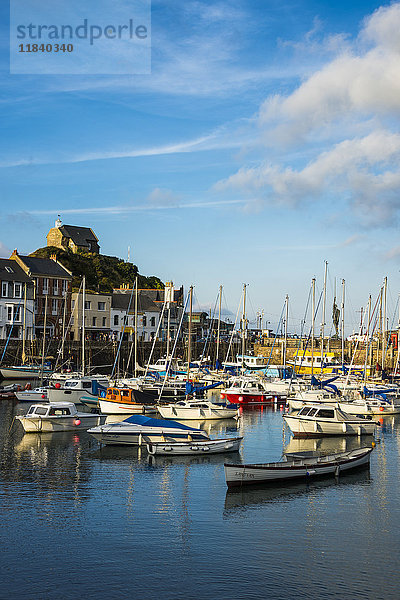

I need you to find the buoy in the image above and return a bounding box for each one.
[74,419,81,426]
[379,406,384,412]
[220,393,225,400]
[55,383,61,389]
[41,394,46,399]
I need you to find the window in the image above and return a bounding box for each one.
[6,305,21,323]
[14,283,22,298]
[53,280,59,295]
[98,302,105,311]
[102,317,106,327]
[52,299,58,315]
[85,301,91,310]
[114,315,119,326]
[150,317,156,327]
[42,278,49,294]
[5,266,14,274]
[143,316,147,326]
[62,280,68,295]
[2,282,7,298]
[71,299,75,308]
[70,316,74,325]
[316,409,335,419]
[92,316,97,326]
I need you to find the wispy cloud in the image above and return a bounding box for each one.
[0,241,11,258]
[21,197,244,217]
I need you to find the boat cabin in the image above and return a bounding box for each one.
[104,388,138,404]
[26,402,78,417]
[298,406,336,419]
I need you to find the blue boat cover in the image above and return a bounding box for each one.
[185,380,223,395]
[123,414,202,431]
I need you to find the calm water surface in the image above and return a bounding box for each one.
[1,398,399,600]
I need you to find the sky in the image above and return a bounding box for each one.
[1,0,400,335]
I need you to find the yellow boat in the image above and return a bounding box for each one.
[290,350,369,376]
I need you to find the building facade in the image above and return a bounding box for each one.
[71,291,112,341]
[11,252,73,338]
[0,259,34,341]
[111,291,161,341]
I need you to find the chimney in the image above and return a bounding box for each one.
[50,253,57,262]
[11,248,18,256]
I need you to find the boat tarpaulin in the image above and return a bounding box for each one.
[123,414,203,431]
[185,381,223,395]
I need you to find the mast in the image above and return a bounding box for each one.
[283,294,289,371]
[241,284,247,370]
[394,294,400,377]
[134,277,138,378]
[61,294,67,365]
[364,294,372,385]
[216,285,222,363]
[187,285,193,382]
[377,285,383,373]
[341,279,345,367]
[320,261,328,375]
[40,295,48,385]
[82,275,86,377]
[311,278,315,377]
[382,276,387,372]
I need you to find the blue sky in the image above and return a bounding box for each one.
[2,0,400,334]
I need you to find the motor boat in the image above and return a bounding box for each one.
[47,376,109,405]
[15,386,48,402]
[157,399,239,420]
[87,414,210,446]
[98,387,157,415]
[15,402,106,433]
[224,446,373,487]
[283,405,377,437]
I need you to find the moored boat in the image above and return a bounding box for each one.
[283,405,377,437]
[15,386,48,402]
[224,446,373,487]
[157,399,239,420]
[0,364,53,380]
[88,414,210,446]
[99,387,158,415]
[15,402,106,433]
[147,436,243,455]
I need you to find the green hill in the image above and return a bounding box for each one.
[30,247,164,293]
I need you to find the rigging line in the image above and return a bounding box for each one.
[289,283,312,386]
[223,288,243,368]
[158,290,190,400]
[199,291,219,364]
[296,290,324,372]
[144,296,167,377]
[262,299,287,371]
[110,283,136,381]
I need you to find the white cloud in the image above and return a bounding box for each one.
[216,3,400,226]
[0,241,11,258]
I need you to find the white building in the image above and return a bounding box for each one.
[0,259,34,341]
[111,291,161,341]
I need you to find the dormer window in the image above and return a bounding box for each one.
[5,266,13,274]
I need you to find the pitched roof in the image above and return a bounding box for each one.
[112,291,160,312]
[59,225,98,247]
[16,256,72,278]
[0,258,32,283]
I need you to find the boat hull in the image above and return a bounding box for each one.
[99,398,149,415]
[283,415,376,437]
[224,393,275,405]
[147,437,243,455]
[224,447,373,487]
[1,366,52,379]
[157,404,239,420]
[16,414,105,433]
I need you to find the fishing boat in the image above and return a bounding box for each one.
[224,446,373,487]
[47,376,109,405]
[15,386,48,402]
[283,405,377,437]
[147,436,243,456]
[98,386,157,415]
[221,377,278,405]
[157,399,239,420]
[15,402,106,433]
[87,414,210,446]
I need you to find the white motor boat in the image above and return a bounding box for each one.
[88,414,210,446]
[157,399,239,420]
[15,402,106,433]
[47,376,109,405]
[283,405,377,437]
[15,386,48,402]
[147,436,243,456]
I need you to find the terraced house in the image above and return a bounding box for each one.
[0,258,34,340]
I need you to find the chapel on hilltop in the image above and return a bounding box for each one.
[46,218,100,254]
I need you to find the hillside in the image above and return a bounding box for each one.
[30,247,164,292]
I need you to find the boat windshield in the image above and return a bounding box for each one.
[48,407,72,415]
[315,409,335,418]
[65,381,79,388]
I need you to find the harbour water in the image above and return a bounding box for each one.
[1,397,400,600]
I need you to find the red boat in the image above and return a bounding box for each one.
[220,378,280,405]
